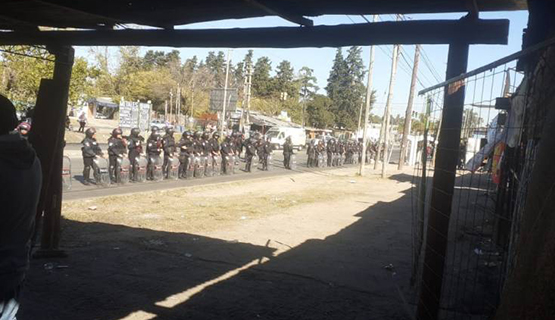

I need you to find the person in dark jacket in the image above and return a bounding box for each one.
[127,128,144,182]
[327,138,336,167]
[81,127,104,185]
[220,134,234,174]
[244,136,257,172]
[283,136,294,169]
[146,127,163,180]
[307,139,316,167]
[177,131,193,178]
[162,127,177,178]
[107,128,127,183]
[0,95,42,320]
[261,136,273,170]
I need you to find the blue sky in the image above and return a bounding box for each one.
[75,10,528,117]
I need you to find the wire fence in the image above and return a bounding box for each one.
[409,45,545,319]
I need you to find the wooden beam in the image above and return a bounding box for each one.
[242,0,313,26]
[0,19,509,47]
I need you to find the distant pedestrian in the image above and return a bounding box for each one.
[0,94,42,320]
[283,136,294,169]
[78,112,87,133]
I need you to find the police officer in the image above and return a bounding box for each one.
[283,136,294,170]
[220,134,233,174]
[307,139,316,167]
[81,127,104,185]
[244,135,257,172]
[210,132,221,173]
[146,127,163,180]
[107,128,127,183]
[316,140,325,166]
[127,128,144,182]
[177,131,193,178]
[327,138,336,167]
[261,136,273,171]
[162,127,177,178]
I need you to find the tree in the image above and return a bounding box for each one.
[298,66,318,100]
[274,60,296,98]
[306,94,335,129]
[69,58,98,106]
[252,56,273,97]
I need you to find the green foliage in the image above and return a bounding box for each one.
[252,56,273,97]
[325,46,367,130]
[306,94,335,129]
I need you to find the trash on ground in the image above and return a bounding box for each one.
[474,248,484,255]
[384,263,395,271]
[88,206,97,211]
[184,253,192,258]
[240,216,247,220]
[349,180,356,183]
[44,263,54,270]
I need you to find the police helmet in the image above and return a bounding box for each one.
[182,131,191,139]
[151,126,159,134]
[202,132,210,140]
[130,128,140,137]
[112,128,122,137]
[85,127,97,138]
[166,126,174,135]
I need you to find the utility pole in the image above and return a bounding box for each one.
[176,84,181,127]
[381,43,399,178]
[169,89,173,124]
[357,101,364,136]
[220,49,232,136]
[245,62,253,129]
[358,15,377,176]
[164,100,168,122]
[398,44,421,170]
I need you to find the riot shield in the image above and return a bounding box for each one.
[252,155,259,169]
[289,154,297,170]
[93,157,110,187]
[186,155,195,179]
[194,156,204,178]
[322,154,328,168]
[224,156,233,175]
[267,154,273,171]
[203,156,213,177]
[62,156,72,191]
[212,156,221,176]
[135,156,148,183]
[118,157,130,185]
[232,155,239,174]
[150,155,164,181]
[317,154,325,168]
[168,157,180,180]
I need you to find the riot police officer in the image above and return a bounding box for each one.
[283,136,294,169]
[244,136,257,172]
[146,127,163,180]
[261,136,273,171]
[210,132,221,173]
[127,128,144,182]
[327,138,336,167]
[220,134,233,174]
[81,127,104,185]
[107,128,127,183]
[177,131,193,178]
[162,127,177,178]
[307,139,316,167]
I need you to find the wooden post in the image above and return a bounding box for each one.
[30,45,74,257]
[416,41,469,320]
[399,44,421,170]
[359,16,376,176]
[382,43,400,178]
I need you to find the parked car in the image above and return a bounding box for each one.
[150,119,166,130]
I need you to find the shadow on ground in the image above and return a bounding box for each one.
[20,182,414,320]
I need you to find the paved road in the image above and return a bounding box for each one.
[63,143,401,200]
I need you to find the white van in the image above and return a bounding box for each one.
[266,126,306,150]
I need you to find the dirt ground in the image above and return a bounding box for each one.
[20,166,416,320]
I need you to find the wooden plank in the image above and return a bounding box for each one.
[0,19,509,47]
[416,41,469,320]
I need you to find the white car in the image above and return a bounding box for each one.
[150,120,166,130]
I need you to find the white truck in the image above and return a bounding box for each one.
[266,126,306,150]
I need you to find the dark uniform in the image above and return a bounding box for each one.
[327,139,336,167]
[307,140,316,167]
[107,128,127,183]
[177,131,193,178]
[244,138,257,172]
[146,128,163,180]
[261,138,273,170]
[220,136,233,174]
[127,128,144,181]
[81,127,103,185]
[283,137,294,169]
[162,127,177,178]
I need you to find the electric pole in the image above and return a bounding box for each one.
[381,43,400,178]
[245,62,253,128]
[221,49,232,136]
[398,44,421,170]
[358,15,377,176]
[169,89,173,124]
[176,84,181,127]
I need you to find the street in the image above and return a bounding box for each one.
[63,143,401,200]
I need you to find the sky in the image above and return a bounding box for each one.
[75,10,528,117]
